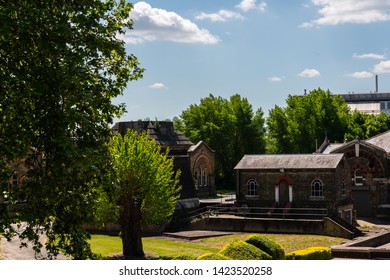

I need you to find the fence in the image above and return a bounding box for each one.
[205,205,328,220]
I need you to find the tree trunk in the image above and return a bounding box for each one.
[120,195,144,259]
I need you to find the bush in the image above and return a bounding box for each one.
[286,246,331,260]
[197,253,231,260]
[219,240,272,260]
[172,254,196,260]
[245,234,285,260]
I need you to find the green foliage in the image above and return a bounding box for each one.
[267,89,390,154]
[197,253,231,260]
[0,0,143,259]
[245,234,285,260]
[175,94,266,187]
[110,130,181,225]
[267,89,349,154]
[219,240,272,260]
[109,130,181,257]
[345,111,390,140]
[285,246,331,260]
[172,254,197,260]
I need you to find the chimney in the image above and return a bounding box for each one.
[375,75,378,93]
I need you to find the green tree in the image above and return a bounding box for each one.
[109,130,181,258]
[267,89,349,153]
[345,111,390,140]
[175,94,266,187]
[0,0,143,259]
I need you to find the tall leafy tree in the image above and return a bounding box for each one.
[267,89,349,153]
[0,0,143,259]
[109,130,181,258]
[345,111,390,140]
[176,94,266,187]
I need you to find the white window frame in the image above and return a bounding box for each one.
[246,179,258,197]
[310,179,324,199]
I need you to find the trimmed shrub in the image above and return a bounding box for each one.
[286,246,331,260]
[172,254,197,260]
[219,240,272,260]
[197,253,231,260]
[245,234,285,260]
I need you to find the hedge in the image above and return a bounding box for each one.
[245,234,285,260]
[197,253,231,260]
[219,240,272,260]
[285,246,331,260]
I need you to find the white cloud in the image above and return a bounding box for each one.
[374,60,390,73]
[149,83,166,89]
[268,76,285,82]
[236,0,267,12]
[346,71,374,78]
[298,68,321,78]
[353,53,386,60]
[195,9,244,22]
[301,0,390,27]
[122,2,220,45]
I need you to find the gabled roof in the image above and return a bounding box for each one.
[317,131,390,155]
[188,140,215,153]
[330,138,387,155]
[366,131,390,153]
[318,142,345,154]
[234,154,345,170]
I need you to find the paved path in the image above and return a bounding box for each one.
[1,235,70,260]
[357,217,390,230]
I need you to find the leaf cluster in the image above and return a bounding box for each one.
[175,94,266,187]
[0,0,143,259]
[109,130,182,226]
[267,88,349,154]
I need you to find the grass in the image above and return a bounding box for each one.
[89,233,347,259]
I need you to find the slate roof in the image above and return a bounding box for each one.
[112,121,193,148]
[320,143,344,154]
[366,131,390,153]
[234,154,345,170]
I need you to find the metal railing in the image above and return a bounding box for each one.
[205,205,328,220]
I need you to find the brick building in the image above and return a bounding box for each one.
[317,131,390,217]
[235,154,354,223]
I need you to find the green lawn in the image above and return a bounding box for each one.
[89,233,347,259]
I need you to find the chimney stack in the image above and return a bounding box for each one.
[375,75,378,93]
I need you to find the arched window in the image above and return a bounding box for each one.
[194,158,208,187]
[247,179,258,196]
[311,179,323,197]
[200,166,207,187]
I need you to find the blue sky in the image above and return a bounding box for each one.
[114,0,390,122]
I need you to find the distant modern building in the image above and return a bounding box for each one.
[336,92,390,115]
[335,75,390,115]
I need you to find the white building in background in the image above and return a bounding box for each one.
[336,75,390,115]
[336,92,390,115]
